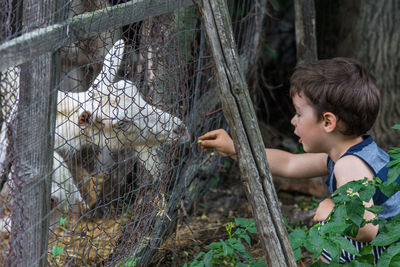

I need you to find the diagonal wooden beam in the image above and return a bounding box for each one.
[196,0,297,266]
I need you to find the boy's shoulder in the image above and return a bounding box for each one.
[333,155,375,187]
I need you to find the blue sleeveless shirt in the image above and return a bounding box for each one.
[326,135,400,219]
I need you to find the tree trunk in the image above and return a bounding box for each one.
[316,0,400,148]
[294,0,318,64]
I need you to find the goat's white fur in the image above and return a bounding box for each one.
[79,39,190,177]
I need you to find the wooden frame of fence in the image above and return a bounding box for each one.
[0,0,193,72]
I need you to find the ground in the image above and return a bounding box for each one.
[149,162,319,266]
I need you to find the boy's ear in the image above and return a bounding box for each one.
[321,112,337,133]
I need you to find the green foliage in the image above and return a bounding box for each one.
[119,257,141,267]
[183,218,266,267]
[288,128,400,266]
[52,245,64,257]
[295,143,305,154]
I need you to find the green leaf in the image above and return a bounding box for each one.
[387,164,400,183]
[232,242,246,254]
[371,230,400,246]
[52,245,64,257]
[203,251,214,266]
[359,184,376,202]
[331,236,359,256]
[379,181,398,198]
[346,198,365,227]
[322,238,339,261]
[331,205,348,223]
[376,243,400,267]
[253,260,267,267]
[223,159,231,168]
[366,205,384,214]
[354,245,375,265]
[205,242,221,250]
[293,247,302,261]
[320,222,350,235]
[221,241,234,256]
[310,261,330,267]
[304,228,324,258]
[387,158,400,168]
[374,176,383,184]
[193,252,206,261]
[241,234,251,246]
[392,124,400,130]
[191,261,205,267]
[247,226,258,234]
[359,245,372,256]
[389,152,400,160]
[343,261,373,267]
[235,218,250,228]
[59,217,67,226]
[289,228,306,249]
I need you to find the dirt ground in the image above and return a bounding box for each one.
[149,162,319,267]
[0,161,321,266]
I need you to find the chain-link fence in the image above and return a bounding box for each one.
[0,0,266,265]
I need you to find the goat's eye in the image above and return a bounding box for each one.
[173,124,185,135]
[114,120,130,130]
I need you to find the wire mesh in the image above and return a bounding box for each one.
[0,0,264,265]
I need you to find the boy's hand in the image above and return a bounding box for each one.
[313,198,335,222]
[198,129,236,157]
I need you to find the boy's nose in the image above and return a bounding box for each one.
[290,116,296,126]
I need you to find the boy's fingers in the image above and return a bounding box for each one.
[198,129,222,140]
[200,139,218,148]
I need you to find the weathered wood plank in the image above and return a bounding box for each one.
[294,0,318,64]
[196,0,297,266]
[9,0,67,266]
[0,0,193,72]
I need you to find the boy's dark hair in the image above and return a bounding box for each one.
[290,57,380,136]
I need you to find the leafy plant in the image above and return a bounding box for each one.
[52,245,64,258]
[119,257,141,267]
[289,125,400,266]
[184,218,266,267]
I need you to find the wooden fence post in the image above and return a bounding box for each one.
[196,0,297,266]
[11,0,67,266]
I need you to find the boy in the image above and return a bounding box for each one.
[198,58,399,264]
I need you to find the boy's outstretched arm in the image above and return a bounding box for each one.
[198,129,329,179]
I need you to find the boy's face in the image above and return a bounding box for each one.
[291,93,327,153]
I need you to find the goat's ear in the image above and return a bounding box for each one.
[90,39,125,91]
[102,39,125,84]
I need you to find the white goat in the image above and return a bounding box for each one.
[78,39,190,177]
[0,39,190,213]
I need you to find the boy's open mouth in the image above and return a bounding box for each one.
[294,132,302,143]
